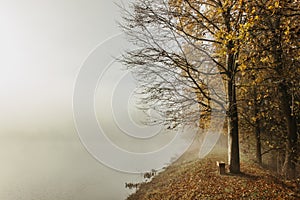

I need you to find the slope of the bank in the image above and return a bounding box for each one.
[126,153,299,199]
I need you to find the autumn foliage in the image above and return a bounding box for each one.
[120,0,299,185]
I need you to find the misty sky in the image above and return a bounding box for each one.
[0,0,122,132]
[0,1,214,199]
[0,1,141,199]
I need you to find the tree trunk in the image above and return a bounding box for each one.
[272,15,298,178]
[279,83,298,179]
[255,122,262,165]
[253,87,262,165]
[227,48,240,174]
[223,7,240,173]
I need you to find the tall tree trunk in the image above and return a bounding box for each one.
[272,15,298,178]
[255,119,262,165]
[253,87,262,165]
[223,7,240,173]
[227,79,240,173]
[279,83,298,179]
[227,48,240,174]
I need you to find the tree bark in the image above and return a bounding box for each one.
[253,87,262,165]
[255,119,262,165]
[279,83,298,179]
[272,15,298,179]
[227,47,240,174]
[223,5,241,173]
[227,80,240,173]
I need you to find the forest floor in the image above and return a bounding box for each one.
[126,143,300,200]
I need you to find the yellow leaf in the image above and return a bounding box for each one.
[284,26,290,35]
[240,63,247,72]
[260,56,269,63]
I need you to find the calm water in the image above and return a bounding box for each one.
[0,131,143,200]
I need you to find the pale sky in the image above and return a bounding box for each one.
[0,0,123,132]
[0,1,140,199]
[0,1,210,199]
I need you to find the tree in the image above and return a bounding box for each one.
[121,1,225,129]
[237,74,264,165]
[120,0,261,173]
[241,0,300,178]
[237,69,288,168]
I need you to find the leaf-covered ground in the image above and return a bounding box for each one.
[126,153,299,200]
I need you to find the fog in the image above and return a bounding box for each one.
[0,1,145,199]
[0,1,226,199]
[0,125,142,200]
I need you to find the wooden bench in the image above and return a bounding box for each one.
[216,161,226,175]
